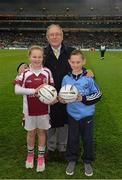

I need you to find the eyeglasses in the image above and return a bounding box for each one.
[48,33,62,37]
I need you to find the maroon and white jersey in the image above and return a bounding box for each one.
[14,66,54,116]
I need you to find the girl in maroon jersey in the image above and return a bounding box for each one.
[14,46,54,172]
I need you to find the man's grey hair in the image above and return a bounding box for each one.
[46,24,63,37]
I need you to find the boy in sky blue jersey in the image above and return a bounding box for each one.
[59,50,102,176]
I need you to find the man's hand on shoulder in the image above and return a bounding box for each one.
[86,69,94,78]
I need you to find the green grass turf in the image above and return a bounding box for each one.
[0,49,122,179]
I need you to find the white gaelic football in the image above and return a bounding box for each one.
[38,84,57,104]
[59,84,78,103]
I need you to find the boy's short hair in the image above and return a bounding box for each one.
[17,62,28,72]
[70,50,85,60]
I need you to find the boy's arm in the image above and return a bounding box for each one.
[82,91,102,105]
[81,78,102,105]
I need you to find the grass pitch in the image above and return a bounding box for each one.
[0,49,122,179]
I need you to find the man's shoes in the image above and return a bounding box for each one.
[45,150,66,161]
[59,151,66,161]
[66,161,76,175]
[45,150,54,161]
[84,163,93,176]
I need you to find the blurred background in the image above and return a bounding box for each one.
[0,0,122,50]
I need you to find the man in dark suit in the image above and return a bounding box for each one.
[44,24,74,160]
[44,24,94,160]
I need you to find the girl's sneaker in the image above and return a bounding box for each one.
[25,153,34,169]
[37,156,45,172]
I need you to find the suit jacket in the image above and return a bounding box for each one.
[44,43,74,127]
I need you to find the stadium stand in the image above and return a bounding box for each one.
[0,31,122,49]
[0,0,122,49]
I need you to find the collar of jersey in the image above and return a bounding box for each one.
[68,71,85,81]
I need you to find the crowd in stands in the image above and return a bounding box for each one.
[0,31,122,49]
[64,32,122,49]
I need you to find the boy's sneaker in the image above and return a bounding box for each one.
[37,156,45,172]
[66,161,76,175]
[84,163,93,176]
[25,153,34,169]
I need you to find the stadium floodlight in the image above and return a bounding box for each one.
[42,7,46,11]
[90,7,94,11]
[66,7,69,11]
[19,7,24,11]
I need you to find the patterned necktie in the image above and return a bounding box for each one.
[54,49,59,59]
